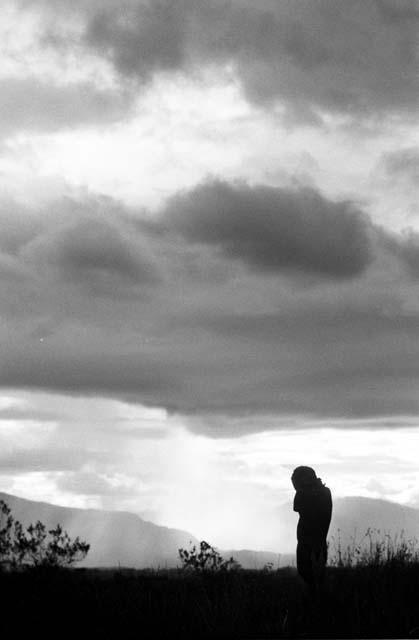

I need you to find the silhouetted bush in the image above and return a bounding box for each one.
[178,540,241,573]
[0,500,14,566]
[0,499,89,569]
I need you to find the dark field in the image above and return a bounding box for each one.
[2,562,419,639]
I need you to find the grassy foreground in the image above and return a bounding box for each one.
[2,562,419,639]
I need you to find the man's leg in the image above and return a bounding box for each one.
[296,541,314,587]
[312,540,327,587]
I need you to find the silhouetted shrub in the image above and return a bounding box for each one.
[178,540,241,573]
[0,499,89,569]
[0,500,14,567]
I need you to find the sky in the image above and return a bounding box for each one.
[1,0,419,551]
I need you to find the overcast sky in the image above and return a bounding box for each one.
[1,0,419,550]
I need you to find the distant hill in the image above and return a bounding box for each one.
[0,492,198,568]
[276,496,419,555]
[1,492,418,569]
[221,549,296,569]
[330,496,419,551]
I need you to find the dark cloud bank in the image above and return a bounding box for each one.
[163,181,371,278]
[1,180,419,428]
[17,0,419,125]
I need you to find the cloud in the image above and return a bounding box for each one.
[228,0,419,120]
[1,183,419,424]
[0,449,93,473]
[20,211,159,289]
[0,405,60,422]
[0,195,160,293]
[25,0,418,124]
[0,199,44,255]
[160,179,372,279]
[0,251,32,282]
[381,230,419,280]
[0,390,170,481]
[56,471,136,496]
[365,478,394,496]
[1,348,179,402]
[86,1,189,83]
[0,195,173,404]
[0,77,133,138]
[165,301,419,421]
[381,147,419,185]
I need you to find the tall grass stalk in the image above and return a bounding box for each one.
[329,527,419,568]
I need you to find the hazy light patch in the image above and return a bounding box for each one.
[0,3,44,79]
[0,390,418,549]
[0,419,55,438]
[0,68,416,237]
[0,2,113,88]
[0,70,375,214]
[17,77,255,210]
[152,425,419,548]
[114,403,167,422]
[0,394,27,410]
[6,390,169,428]
[56,469,141,503]
[151,426,282,549]
[364,473,419,506]
[113,402,170,435]
[105,473,138,491]
[7,471,101,509]
[0,140,72,208]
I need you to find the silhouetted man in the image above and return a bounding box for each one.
[291,466,332,593]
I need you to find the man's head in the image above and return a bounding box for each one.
[291,466,317,491]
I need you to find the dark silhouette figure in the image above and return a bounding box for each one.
[291,466,332,594]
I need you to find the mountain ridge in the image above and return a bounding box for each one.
[1,491,418,569]
[0,491,199,568]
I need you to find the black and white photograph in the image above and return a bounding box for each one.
[0,1,419,637]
